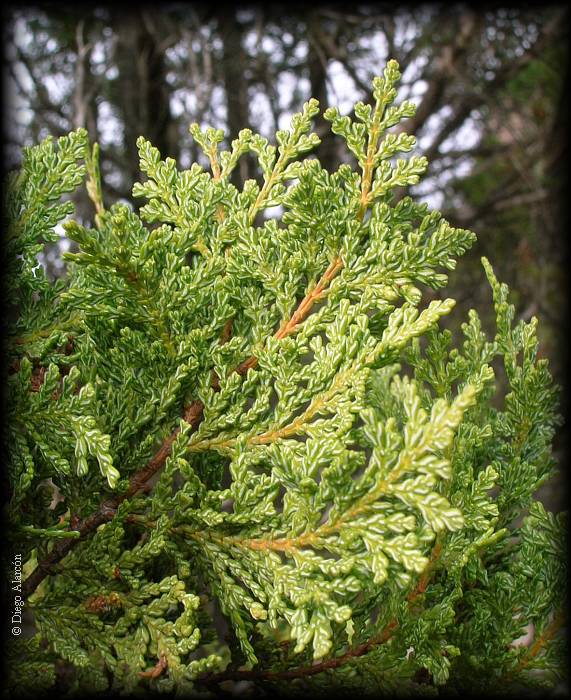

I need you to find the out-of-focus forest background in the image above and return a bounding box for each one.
[3,3,569,510]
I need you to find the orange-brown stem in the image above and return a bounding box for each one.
[235,256,343,376]
[515,610,565,673]
[139,654,168,679]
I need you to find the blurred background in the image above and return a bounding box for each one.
[3,3,569,509]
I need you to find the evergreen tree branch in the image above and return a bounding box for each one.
[199,621,398,684]
[199,542,445,686]
[9,60,564,695]
[19,69,421,597]
[19,250,347,597]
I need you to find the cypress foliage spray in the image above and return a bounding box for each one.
[3,60,566,697]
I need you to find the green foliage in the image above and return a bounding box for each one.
[3,59,565,697]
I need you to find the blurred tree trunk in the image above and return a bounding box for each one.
[306,11,339,172]
[216,9,253,185]
[70,19,99,224]
[110,9,178,190]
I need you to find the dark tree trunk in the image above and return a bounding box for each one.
[307,12,339,173]
[111,9,178,194]
[216,10,253,186]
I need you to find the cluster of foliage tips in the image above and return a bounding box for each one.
[3,60,567,697]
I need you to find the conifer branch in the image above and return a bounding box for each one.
[33,81,393,601]
[199,620,398,684]
[199,543,442,687]
[20,253,343,596]
[8,61,564,695]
